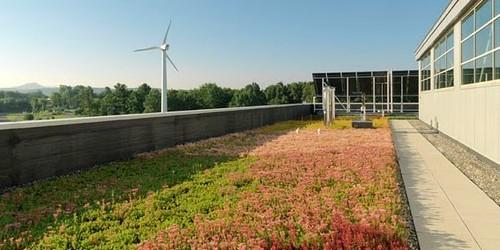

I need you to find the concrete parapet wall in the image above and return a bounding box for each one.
[0,104,312,188]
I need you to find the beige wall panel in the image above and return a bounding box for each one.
[420,84,500,164]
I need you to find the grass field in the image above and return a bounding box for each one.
[0,118,409,249]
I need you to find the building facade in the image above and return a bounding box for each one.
[416,0,500,164]
[312,70,419,113]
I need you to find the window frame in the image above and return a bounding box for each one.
[461,0,500,85]
[434,30,455,89]
[420,52,432,91]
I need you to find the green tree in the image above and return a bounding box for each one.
[126,83,152,114]
[99,91,116,115]
[230,83,267,107]
[126,91,142,114]
[59,85,74,109]
[0,91,39,113]
[30,98,40,113]
[112,83,131,114]
[39,98,49,112]
[76,86,95,116]
[50,92,63,110]
[144,89,161,113]
[287,82,304,103]
[137,83,152,101]
[72,85,86,108]
[222,88,235,103]
[168,90,201,111]
[264,82,289,105]
[30,97,49,113]
[197,83,233,109]
[302,82,316,103]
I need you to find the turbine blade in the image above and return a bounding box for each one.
[163,20,172,44]
[133,46,160,52]
[166,54,179,72]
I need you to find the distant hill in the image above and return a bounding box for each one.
[1,83,58,95]
[14,82,47,90]
[1,83,106,95]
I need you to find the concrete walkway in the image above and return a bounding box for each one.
[391,120,500,250]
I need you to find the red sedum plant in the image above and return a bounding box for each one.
[139,126,409,249]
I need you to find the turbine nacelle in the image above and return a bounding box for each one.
[160,44,169,51]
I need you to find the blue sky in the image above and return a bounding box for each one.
[0,0,448,89]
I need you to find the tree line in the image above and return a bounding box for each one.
[0,91,45,113]
[1,82,316,118]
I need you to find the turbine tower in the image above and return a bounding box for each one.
[134,21,178,113]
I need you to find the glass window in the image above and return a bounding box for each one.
[421,75,430,91]
[423,54,430,67]
[463,61,475,84]
[475,54,493,82]
[420,54,430,68]
[439,58,446,73]
[495,50,500,79]
[434,45,440,60]
[423,68,431,79]
[446,32,454,50]
[440,73,447,88]
[446,52,454,69]
[462,13,474,39]
[476,0,493,29]
[475,24,493,56]
[462,37,474,62]
[496,18,500,48]
[435,39,445,58]
[438,42,444,57]
[447,70,455,87]
[496,0,500,15]
[439,39,446,55]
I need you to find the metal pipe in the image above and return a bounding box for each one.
[347,77,351,113]
[372,77,376,112]
[401,76,404,112]
[386,72,390,113]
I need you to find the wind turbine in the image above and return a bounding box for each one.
[134,21,179,113]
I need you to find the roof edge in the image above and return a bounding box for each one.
[415,0,477,60]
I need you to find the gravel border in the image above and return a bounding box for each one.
[409,120,500,206]
[394,159,420,250]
